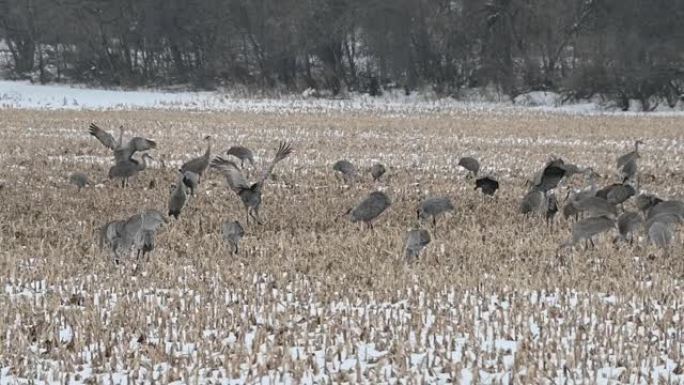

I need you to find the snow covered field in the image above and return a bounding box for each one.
[1,80,683,115]
[1,91,684,384]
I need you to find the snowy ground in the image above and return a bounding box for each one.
[1,80,683,115]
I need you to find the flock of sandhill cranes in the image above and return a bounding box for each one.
[72,123,683,271]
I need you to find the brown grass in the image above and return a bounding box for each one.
[0,108,683,383]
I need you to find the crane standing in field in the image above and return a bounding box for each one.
[168,173,188,219]
[69,172,91,191]
[417,196,454,228]
[222,220,245,254]
[560,215,616,250]
[344,191,391,230]
[180,136,213,184]
[211,141,292,225]
[458,157,480,178]
[108,154,154,188]
[475,176,499,197]
[333,159,358,184]
[371,163,386,181]
[404,228,431,263]
[89,123,157,188]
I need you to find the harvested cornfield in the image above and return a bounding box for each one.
[1,108,683,384]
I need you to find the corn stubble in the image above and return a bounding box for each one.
[1,109,684,383]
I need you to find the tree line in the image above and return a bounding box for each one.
[1,0,682,110]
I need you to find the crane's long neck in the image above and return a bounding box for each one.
[204,140,212,159]
[118,127,124,147]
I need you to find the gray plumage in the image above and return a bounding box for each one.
[562,200,580,220]
[573,196,617,217]
[417,196,454,227]
[562,215,616,249]
[108,153,153,188]
[545,193,559,225]
[180,136,212,182]
[333,160,357,183]
[69,172,91,191]
[212,141,292,225]
[531,158,566,193]
[520,189,544,216]
[617,211,642,244]
[648,221,673,249]
[348,191,391,229]
[458,157,480,176]
[635,193,663,213]
[617,140,643,169]
[222,220,245,254]
[89,123,156,163]
[620,158,638,182]
[181,170,200,196]
[226,145,255,168]
[606,183,636,206]
[371,163,386,181]
[646,200,684,222]
[168,174,188,219]
[99,210,166,265]
[404,228,431,263]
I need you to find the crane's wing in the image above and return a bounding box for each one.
[211,156,249,192]
[114,137,156,161]
[128,137,157,152]
[89,123,117,150]
[257,141,292,186]
[226,146,254,164]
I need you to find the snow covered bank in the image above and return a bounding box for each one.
[1,80,683,116]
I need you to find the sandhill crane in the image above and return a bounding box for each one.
[648,221,673,249]
[636,193,663,213]
[180,136,212,183]
[222,220,245,254]
[560,215,616,250]
[181,170,200,196]
[573,196,618,217]
[475,176,499,196]
[405,228,431,263]
[417,196,454,227]
[344,191,391,230]
[226,145,255,168]
[520,188,544,216]
[458,157,480,177]
[89,123,156,162]
[108,154,154,188]
[646,200,684,221]
[620,159,638,184]
[211,141,292,225]
[168,174,188,219]
[69,172,91,191]
[563,169,600,220]
[617,211,642,245]
[99,210,166,266]
[596,182,636,209]
[617,140,643,169]
[371,163,386,181]
[333,160,357,184]
[531,159,566,193]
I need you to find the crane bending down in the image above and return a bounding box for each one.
[180,136,212,183]
[211,141,292,225]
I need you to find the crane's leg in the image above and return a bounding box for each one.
[245,207,250,225]
[234,243,239,254]
[590,238,595,249]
